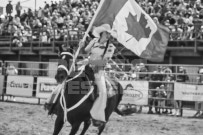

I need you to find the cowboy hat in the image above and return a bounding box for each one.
[92,24,111,38]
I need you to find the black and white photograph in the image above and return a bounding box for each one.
[0,0,203,135]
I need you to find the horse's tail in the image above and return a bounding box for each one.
[114,82,124,116]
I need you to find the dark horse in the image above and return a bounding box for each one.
[51,45,123,135]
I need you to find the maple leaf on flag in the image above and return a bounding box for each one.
[126,13,152,41]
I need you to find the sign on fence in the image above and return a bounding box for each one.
[6,76,34,96]
[119,81,148,105]
[36,77,57,98]
[174,82,203,101]
[0,75,4,95]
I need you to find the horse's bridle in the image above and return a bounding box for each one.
[57,51,75,75]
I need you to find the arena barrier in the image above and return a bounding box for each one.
[0,61,58,104]
[0,61,4,96]
[107,62,203,116]
[1,61,203,116]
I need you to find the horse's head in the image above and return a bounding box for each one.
[55,45,74,83]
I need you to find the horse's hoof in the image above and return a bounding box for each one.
[92,119,105,127]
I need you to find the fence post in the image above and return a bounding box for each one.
[38,98,40,105]
[9,30,12,51]
[38,28,41,47]
[52,28,56,52]
[30,30,33,52]
[2,74,7,102]
[194,31,197,53]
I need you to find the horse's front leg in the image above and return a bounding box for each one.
[53,116,64,135]
[80,119,91,135]
[69,122,82,135]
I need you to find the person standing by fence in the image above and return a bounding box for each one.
[193,67,203,117]
[174,66,189,116]
[158,84,167,114]
[5,64,18,101]
[148,66,164,114]
[6,64,18,75]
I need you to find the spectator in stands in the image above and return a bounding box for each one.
[12,28,23,47]
[176,66,189,82]
[26,28,32,42]
[6,64,18,75]
[57,14,64,29]
[16,1,22,17]
[21,29,29,42]
[27,8,34,22]
[151,66,164,81]
[13,15,21,28]
[163,66,173,81]
[44,1,50,9]
[60,26,69,41]
[129,64,138,80]
[37,7,44,19]
[32,17,42,29]
[40,31,48,43]
[131,70,137,80]
[138,63,148,80]
[6,1,13,17]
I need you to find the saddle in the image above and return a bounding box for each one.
[89,76,119,103]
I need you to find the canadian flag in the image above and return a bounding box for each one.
[90,0,169,62]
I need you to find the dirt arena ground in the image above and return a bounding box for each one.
[0,99,203,135]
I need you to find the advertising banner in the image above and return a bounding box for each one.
[36,77,57,99]
[174,82,203,101]
[6,76,34,96]
[119,81,148,105]
[0,75,4,95]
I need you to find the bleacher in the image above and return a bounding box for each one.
[1,0,203,63]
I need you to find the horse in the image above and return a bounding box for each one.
[50,45,123,135]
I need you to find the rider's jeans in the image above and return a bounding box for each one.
[90,70,107,122]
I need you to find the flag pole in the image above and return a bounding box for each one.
[81,0,105,42]
[68,0,105,75]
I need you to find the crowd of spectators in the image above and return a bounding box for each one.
[1,0,203,47]
[0,0,99,46]
[139,0,203,40]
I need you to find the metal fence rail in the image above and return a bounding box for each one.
[0,61,203,117]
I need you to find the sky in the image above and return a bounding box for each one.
[1,0,61,16]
